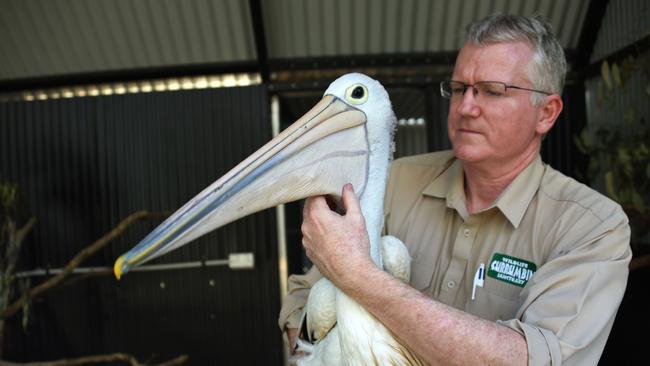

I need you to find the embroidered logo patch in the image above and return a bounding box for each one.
[487,253,537,287]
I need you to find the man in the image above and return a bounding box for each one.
[279,14,631,365]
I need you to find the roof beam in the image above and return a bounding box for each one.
[249,0,269,82]
[574,0,611,69]
[0,62,260,93]
[268,52,459,72]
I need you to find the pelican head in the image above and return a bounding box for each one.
[114,73,396,279]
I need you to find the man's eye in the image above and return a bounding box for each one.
[483,87,504,97]
[451,87,465,95]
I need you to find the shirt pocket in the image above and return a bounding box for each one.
[410,258,435,291]
[465,280,521,321]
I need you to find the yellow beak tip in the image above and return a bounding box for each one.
[114,255,126,280]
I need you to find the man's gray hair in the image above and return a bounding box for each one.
[465,14,567,104]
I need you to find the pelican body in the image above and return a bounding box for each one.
[114,73,424,365]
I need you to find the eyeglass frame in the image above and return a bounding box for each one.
[440,80,552,100]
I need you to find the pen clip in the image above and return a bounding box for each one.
[472,263,485,301]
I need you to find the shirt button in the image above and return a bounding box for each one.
[447,280,456,289]
[463,229,471,237]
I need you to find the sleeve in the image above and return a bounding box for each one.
[278,265,323,331]
[499,208,632,366]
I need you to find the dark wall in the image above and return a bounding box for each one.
[541,81,588,180]
[1,86,283,365]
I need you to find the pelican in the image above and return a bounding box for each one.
[114,73,425,365]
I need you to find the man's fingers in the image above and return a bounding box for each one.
[303,195,329,214]
[286,328,299,355]
[341,183,362,217]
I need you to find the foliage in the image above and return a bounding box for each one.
[0,180,19,308]
[0,181,17,251]
[575,51,650,249]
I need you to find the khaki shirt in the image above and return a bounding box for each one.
[278,150,631,365]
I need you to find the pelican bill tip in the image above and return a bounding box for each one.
[114,254,128,280]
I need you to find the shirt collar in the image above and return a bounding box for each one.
[494,155,545,228]
[422,158,469,218]
[422,155,545,228]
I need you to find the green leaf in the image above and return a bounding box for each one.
[574,136,586,153]
[612,62,623,88]
[624,107,637,123]
[646,163,650,179]
[22,300,30,329]
[602,61,613,90]
[617,147,631,164]
[19,278,31,329]
[578,128,593,150]
[0,182,17,212]
[574,130,593,153]
[635,143,649,160]
[605,171,619,201]
[623,161,634,180]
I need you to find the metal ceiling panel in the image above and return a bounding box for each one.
[264,0,591,59]
[591,0,650,62]
[0,0,257,82]
[0,0,593,85]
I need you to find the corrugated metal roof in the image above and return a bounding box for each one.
[263,0,590,58]
[0,0,257,81]
[0,0,592,85]
[590,0,650,62]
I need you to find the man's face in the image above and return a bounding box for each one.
[447,41,548,166]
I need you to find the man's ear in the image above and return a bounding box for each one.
[536,94,563,135]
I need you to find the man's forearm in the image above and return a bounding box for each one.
[341,263,528,366]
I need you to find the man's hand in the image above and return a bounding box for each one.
[286,327,299,354]
[301,183,375,291]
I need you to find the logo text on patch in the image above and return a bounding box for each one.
[487,253,537,287]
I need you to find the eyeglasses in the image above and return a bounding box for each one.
[440,80,552,101]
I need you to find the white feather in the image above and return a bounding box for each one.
[306,278,337,340]
[381,235,412,284]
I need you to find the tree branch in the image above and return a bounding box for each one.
[4,217,37,280]
[1,211,168,319]
[13,218,37,247]
[58,270,113,289]
[153,355,189,366]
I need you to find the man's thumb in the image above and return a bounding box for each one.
[341,183,361,216]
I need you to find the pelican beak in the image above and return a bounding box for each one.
[114,95,369,279]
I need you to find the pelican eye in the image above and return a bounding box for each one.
[345,84,369,105]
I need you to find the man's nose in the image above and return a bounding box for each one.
[456,87,481,117]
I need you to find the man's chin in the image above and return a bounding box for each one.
[452,145,488,163]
